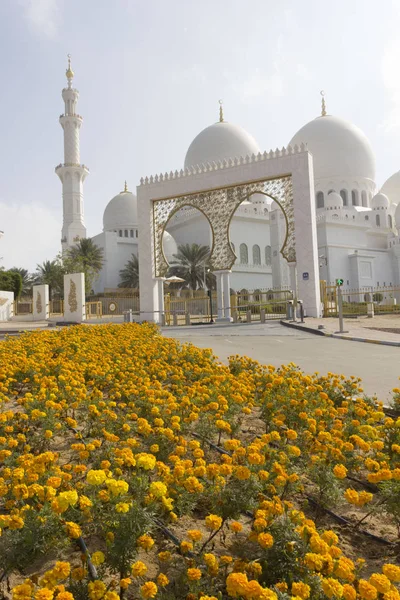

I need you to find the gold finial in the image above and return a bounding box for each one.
[122,180,129,193]
[219,99,224,123]
[320,90,326,116]
[66,53,74,80]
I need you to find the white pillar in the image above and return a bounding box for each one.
[289,263,297,298]
[32,284,50,321]
[222,271,233,321]
[155,277,165,324]
[215,271,224,320]
[64,273,86,323]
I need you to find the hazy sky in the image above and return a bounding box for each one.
[1,0,400,271]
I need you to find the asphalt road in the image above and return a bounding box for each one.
[162,322,399,403]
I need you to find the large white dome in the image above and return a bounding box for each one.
[380,171,400,205]
[289,115,375,181]
[184,121,260,169]
[103,188,138,231]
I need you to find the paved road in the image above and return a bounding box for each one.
[162,322,399,403]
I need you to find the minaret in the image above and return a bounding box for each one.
[56,55,88,252]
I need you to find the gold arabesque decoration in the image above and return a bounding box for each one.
[153,175,295,277]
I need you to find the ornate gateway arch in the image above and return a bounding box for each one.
[137,145,321,322]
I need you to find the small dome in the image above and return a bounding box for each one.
[395,203,400,228]
[289,115,375,181]
[380,171,400,205]
[103,189,138,231]
[371,193,389,209]
[325,192,343,208]
[184,121,260,169]
[162,231,178,262]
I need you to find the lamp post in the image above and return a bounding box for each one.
[203,265,214,323]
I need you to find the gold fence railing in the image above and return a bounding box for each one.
[85,301,103,319]
[320,281,400,317]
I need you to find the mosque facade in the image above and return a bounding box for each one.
[57,62,400,296]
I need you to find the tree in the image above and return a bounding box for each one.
[168,243,215,292]
[64,238,104,295]
[9,267,34,296]
[34,260,64,299]
[0,270,22,299]
[119,254,139,289]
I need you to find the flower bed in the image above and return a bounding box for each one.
[0,324,399,600]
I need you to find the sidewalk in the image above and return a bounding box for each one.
[282,314,400,346]
[0,321,52,334]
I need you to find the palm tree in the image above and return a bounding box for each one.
[64,238,104,295]
[168,243,215,292]
[66,238,104,272]
[119,254,139,289]
[35,260,64,299]
[9,267,34,296]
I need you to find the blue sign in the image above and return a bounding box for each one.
[302,272,309,280]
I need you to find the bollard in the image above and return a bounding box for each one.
[367,302,374,318]
[246,310,252,323]
[286,301,293,320]
[185,311,191,326]
[260,308,265,323]
[298,301,304,323]
[173,312,178,326]
[161,313,166,326]
[232,310,238,323]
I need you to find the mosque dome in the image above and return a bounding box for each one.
[380,171,400,205]
[103,184,138,231]
[289,114,375,181]
[371,193,389,209]
[184,120,260,170]
[325,192,343,208]
[162,231,178,263]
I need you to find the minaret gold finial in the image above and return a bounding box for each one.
[219,99,224,123]
[124,180,128,192]
[320,90,327,116]
[66,54,74,80]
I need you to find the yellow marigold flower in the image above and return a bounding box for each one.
[158,551,172,562]
[140,582,158,599]
[286,429,298,440]
[220,555,233,564]
[358,580,378,600]
[35,591,53,600]
[115,502,130,513]
[88,581,106,600]
[180,540,193,554]
[342,584,356,600]
[187,568,202,581]
[382,564,400,582]
[333,464,347,479]
[149,482,167,498]
[187,529,202,541]
[321,578,343,598]
[71,568,85,581]
[64,521,81,539]
[86,470,107,486]
[120,579,131,590]
[57,593,74,600]
[369,574,391,594]
[131,561,147,577]
[9,515,25,530]
[104,593,119,600]
[257,532,274,549]
[136,454,156,470]
[156,574,169,587]
[105,478,129,496]
[137,534,154,551]
[52,562,71,579]
[12,583,34,600]
[226,572,249,597]
[230,521,243,533]
[234,466,251,481]
[344,489,359,505]
[91,552,105,566]
[291,582,310,599]
[205,514,222,530]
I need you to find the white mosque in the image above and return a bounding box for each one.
[57,60,400,295]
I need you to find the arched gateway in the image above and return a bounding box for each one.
[137,145,321,322]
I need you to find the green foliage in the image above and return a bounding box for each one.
[35,259,65,299]
[0,269,23,298]
[64,238,104,295]
[119,253,139,289]
[168,243,216,291]
[8,267,34,296]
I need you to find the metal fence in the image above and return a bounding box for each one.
[86,295,140,316]
[320,281,400,317]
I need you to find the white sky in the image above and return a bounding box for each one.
[1,0,400,271]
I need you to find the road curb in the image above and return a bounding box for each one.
[280,320,400,347]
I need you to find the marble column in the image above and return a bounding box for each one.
[215,271,224,320]
[222,271,233,320]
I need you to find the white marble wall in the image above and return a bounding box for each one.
[0,291,14,321]
[64,273,86,323]
[32,284,50,321]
